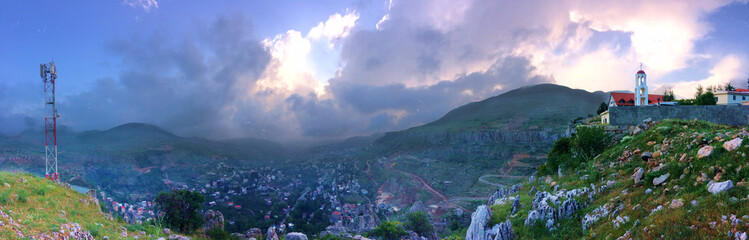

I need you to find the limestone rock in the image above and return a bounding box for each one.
[203,210,225,231]
[707,180,734,195]
[511,195,521,215]
[266,227,279,240]
[653,173,670,186]
[465,205,492,240]
[485,220,513,240]
[285,232,308,240]
[669,199,684,209]
[632,167,644,185]
[723,138,743,152]
[409,201,427,215]
[697,145,714,158]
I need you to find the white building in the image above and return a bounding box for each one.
[714,89,749,105]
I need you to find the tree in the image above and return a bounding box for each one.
[404,212,434,237]
[746,77,748,88]
[154,190,205,233]
[536,137,572,176]
[373,221,408,240]
[695,92,717,105]
[571,126,612,162]
[724,81,736,91]
[695,85,704,98]
[596,102,608,115]
[663,88,675,101]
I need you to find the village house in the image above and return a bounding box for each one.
[714,88,749,105]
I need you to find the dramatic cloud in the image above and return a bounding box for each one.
[2,0,746,140]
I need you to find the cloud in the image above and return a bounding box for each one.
[307,11,359,47]
[123,0,158,12]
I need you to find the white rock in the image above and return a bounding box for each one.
[723,137,743,152]
[653,173,670,186]
[707,180,734,195]
[697,145,714,158]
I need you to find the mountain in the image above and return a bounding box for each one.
[461,119,749,239]
[337,84,609,209]
[78,122,178,145]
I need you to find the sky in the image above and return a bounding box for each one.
[1,0,749,141]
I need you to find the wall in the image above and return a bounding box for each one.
[609,105,749,126]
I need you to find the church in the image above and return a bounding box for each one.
[600,68,664,124]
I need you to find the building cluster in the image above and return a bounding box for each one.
[98,191,156,224]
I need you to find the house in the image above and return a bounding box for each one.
[714,89,749,105]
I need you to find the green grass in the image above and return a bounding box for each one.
[491,119,749,239]
[0,171,208,239]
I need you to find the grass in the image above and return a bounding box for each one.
[482,119,749,239]
[0,171,208,239]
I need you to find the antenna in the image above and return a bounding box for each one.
[41,61,59,181]
[639,62,643,70]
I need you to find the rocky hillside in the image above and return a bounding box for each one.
[365,84,607,202]
[0,171,190,239]
[463,119,749,239]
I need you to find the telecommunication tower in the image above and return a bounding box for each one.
[40,61,59,181]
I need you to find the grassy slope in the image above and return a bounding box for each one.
[0,171,192,239]
[483,120,749,239]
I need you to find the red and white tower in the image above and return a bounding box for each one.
[40,61,59,181]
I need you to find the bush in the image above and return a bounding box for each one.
[153,189,205,233]
[373,221,407,240]
[695,92,717,105]
[404,212,434,237]
[571,126,612,163]
[537,137,572,176]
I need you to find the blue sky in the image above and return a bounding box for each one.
[1,0,748,140]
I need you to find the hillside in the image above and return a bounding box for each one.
[0,122,291,202]
[0,171,179,239]
[463,119,749,239]
[360,84,608,208]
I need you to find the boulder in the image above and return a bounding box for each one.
[285,232,308,240]
[653,173,670,186]
[669,199,684,209]
[245,228,262,239]
[465,205,492,240]
[163,228,171,235]
[485,220,513,240]
[640,152,652,162]
[632,168,644,185]
[266,227,279,240]
[409,201,428,215]
[511,195,521,215]
[707,180,734,195]
[697,145,714,158]
[203,210,225,231]
[723,138,743,152]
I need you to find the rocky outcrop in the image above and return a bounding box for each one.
[488,185,521,205]
[285,232,308,240]
[485,220,514,240]
[203,210,224,231]
[409,201,427,215]
[582,204,610,231]
[266,226,279,240]
[465,205,492,240]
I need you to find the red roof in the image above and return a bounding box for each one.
[732,88,749,93]
[637,70,646,74]
[609,92,665,106]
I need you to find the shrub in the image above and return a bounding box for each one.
[572,126,612,163]
[695,92,716,105]
[537,137,572,175]
[153,189,205,233]
[404,212,434,237]
[373,221,407,240]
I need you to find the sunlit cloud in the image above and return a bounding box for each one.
[123,0,158,12]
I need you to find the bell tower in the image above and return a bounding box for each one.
[634,64,648,106]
